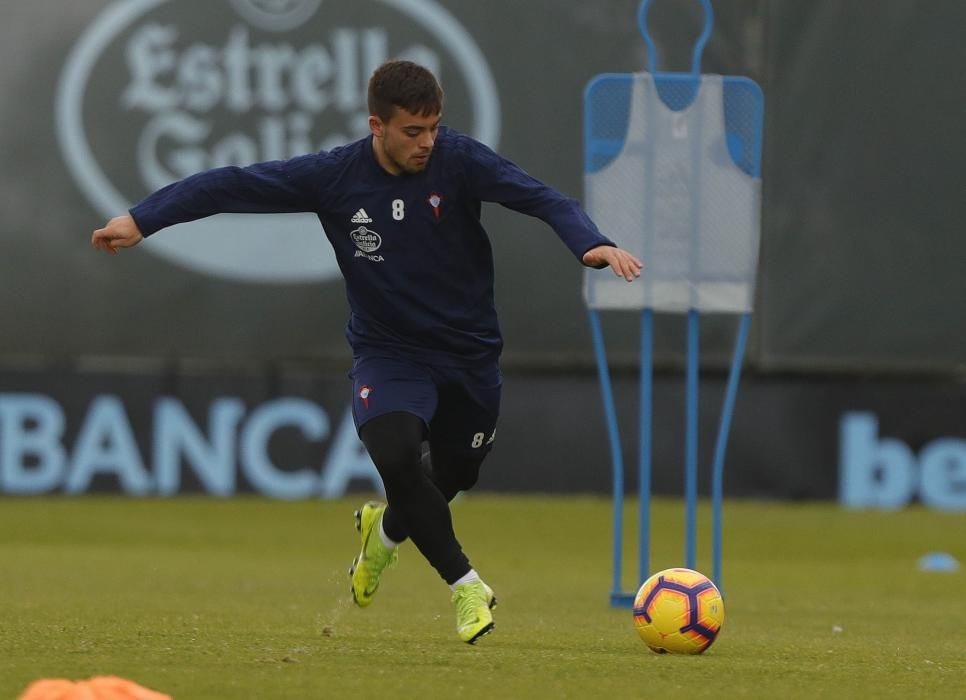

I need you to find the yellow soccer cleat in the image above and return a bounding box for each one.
[452,580,495,644]
[349,501,398,607]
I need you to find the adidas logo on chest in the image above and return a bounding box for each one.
[351,208,372,223]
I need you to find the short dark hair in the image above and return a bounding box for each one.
[367,60,443,123]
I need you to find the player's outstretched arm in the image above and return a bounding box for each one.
[91,215,144,255]
[582,245,643,282]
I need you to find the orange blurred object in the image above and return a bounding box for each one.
[18,676,172,700]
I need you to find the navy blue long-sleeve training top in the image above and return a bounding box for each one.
[130,127,614,367]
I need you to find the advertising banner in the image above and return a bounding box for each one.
[2,366,964,511]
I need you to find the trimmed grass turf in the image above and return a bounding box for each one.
[0,496,964,699]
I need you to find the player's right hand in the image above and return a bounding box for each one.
[91,215,144,255]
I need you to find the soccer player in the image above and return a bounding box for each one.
[91,60,642,644]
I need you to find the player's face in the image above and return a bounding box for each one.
[370,108,441,175]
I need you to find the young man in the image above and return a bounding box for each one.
[92,60,642,644]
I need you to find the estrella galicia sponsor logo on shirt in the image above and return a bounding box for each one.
[351,226,384,261]
[56,0,500,284]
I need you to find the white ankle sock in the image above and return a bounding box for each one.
[378,518,401,549]
[449,569,481,590]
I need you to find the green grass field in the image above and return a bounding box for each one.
[1,496,964,699]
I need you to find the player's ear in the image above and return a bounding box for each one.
[368,115,384,138]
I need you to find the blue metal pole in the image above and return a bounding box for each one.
[589,310,626,604]
[639,309,654,585]
[711,312,752,589]
[637,0,658,73]
[685,309,700,569]
[689,0,715,76]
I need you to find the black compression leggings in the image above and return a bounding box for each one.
[359,411,485,585]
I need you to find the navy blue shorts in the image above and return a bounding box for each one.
[349,354,501,457]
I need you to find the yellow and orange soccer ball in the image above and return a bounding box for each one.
[632,568,725,654]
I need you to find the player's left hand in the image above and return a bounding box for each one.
[582,245,643,282]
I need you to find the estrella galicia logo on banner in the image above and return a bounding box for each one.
[57,0,500,283]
